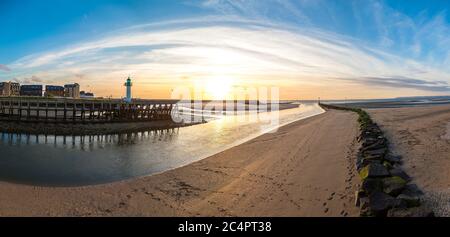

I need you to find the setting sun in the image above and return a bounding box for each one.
[204,76,235,100]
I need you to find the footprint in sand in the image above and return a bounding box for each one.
[340,210,348,216]
[440,122,450,140]
[327,192,336,201]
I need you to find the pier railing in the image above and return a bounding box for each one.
[0,97,177,123]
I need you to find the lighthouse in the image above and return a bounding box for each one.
[124,76,132,103]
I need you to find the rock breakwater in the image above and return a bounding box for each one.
[320,103,433,217]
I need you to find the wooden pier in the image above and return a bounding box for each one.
[0,97,178,123]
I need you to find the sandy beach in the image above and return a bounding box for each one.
[369,105,450,216]
[0,109,360,217]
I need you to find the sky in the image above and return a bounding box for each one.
[1,0,450,100]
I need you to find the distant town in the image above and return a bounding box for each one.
[0,81,94,99]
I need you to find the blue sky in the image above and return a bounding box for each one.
[1,0,450,99]
[0,0,208,63]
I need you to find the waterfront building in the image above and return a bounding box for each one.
[0,81,20,96]
[64,83,80,98]
[20,85,43,97]
[124,76,132,103]
[45,85,65,97]
[0,83,6,96]
[80,91,94,98]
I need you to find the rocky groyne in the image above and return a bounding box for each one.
[320,103,434,217]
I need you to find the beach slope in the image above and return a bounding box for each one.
[369,105,450,216]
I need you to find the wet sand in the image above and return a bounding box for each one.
[369,105,450,216]
[0,110,360,217]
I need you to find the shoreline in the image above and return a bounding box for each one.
[0,109,360,216]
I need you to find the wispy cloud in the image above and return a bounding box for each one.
[200,0,450,66]
[13,75,44,84]
[4,15,450,98]
[3,0,450,99]
[0,64,11,72]
[200,0,311,25]
[338,76,450,92]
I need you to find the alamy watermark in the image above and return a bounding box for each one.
[170,86,281,133]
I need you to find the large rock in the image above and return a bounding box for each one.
[359,197,371,216]
[361,178,383,194]
[389,167,411,182]
[368,191,405,216]
[385,154,402,164]
[355,190,365,207]
[363,147,387,157]
[382,176,407,196]
[357,158,382,171]
[359,163,390,180]
[359,153,384,162]
[361,130,382,140]
[383,161,394,170]
[387,206,434,217]
[397,194,420,207]
[362,127,382,137]
[361,139,387,152]
[402,184,424,196]
[362,137,379,147]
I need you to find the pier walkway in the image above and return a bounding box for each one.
[0,97,177,123]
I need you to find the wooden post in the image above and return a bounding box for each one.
[73,103,76,122]
[54,103,57,120]
[91,102,94,120]
[45,102,48,120]
[18,100,22,120]
[64,102,67,121]
[9,100,12,117]
[98,103,102,120]
[81,103,85,121]
[27,102,30,120]
[36,104,40,121]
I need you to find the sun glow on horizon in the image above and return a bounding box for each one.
[203,76,235,100]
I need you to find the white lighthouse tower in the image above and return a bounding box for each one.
[124,76,132,103]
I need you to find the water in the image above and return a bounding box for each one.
[322,96,450,108]
[0,103,324,187]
